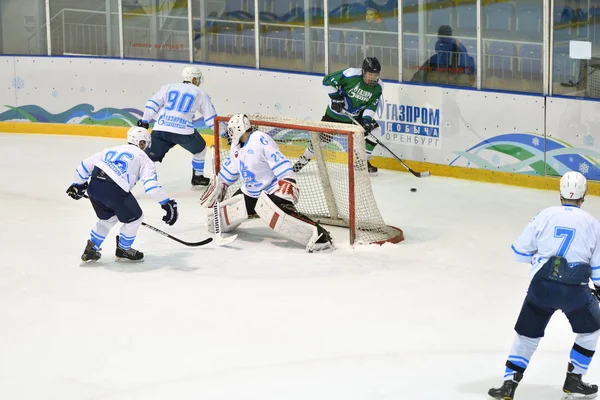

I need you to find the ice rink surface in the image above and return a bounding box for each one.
[1,133,599,399]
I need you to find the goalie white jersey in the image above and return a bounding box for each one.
[218,130,294,198]
[72,144,170,205]
[511,204,600,284]
[142,82,217,135]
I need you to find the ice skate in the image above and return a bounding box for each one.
[562,363,598,399]
[367,161,378,175]
[115,236,144,262]
[191,168,210,187]
[80,239,101,262]
[488,372,522,400]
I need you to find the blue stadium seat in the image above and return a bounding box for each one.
[345,31,363,64]
[403,34,419,68]
[291,28,305,57]
[241,28,255,54]
[225,0,243,12]
[519,44,542,78]
[484,3,515,31]
[429,3,453,28]
[461,38,476,57]
[487,41,516,77]
[516,4,542,35]
[217,30,238,53]
[262,29,289,57]
[382,0,398,12]
[403,7,419,32]
[314,28,325,59]
[553,46,577,84]
[456,2,476,31]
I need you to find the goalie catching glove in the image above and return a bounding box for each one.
[200,175,228,208]
[274,178,300,204]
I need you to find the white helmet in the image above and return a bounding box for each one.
[227,113,252,145]
[560,171,587,200]
[127,126,151,149]
[182,65,203,84]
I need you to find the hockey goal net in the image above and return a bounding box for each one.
[213,114,404,245]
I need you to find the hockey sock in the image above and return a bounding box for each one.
[570,330,600,374]
[504,334,540,380]
[192,147,206,176]
[365,139,377,158]
[90,216,118,249]
[118,217,143,250]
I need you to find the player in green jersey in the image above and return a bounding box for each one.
[293,57,383,175]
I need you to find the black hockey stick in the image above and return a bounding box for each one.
[342,111,431,178]
[81,194,213,247]
[139,222,213,247]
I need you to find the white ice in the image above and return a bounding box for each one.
[0,133,598,399]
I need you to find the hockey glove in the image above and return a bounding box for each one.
[592,286,600,303]
[330,95,346,113]
[274,178,300,204]
[66,182,88,200]
[361,119,379,135]
[200,175,228,208]
[137,119,150,129]
[161,199,178,226]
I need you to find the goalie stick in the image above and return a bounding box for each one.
[81,194,220,247]
[342,110,431,178]
[212,202,238,246]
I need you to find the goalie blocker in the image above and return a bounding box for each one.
[203,178,333,253]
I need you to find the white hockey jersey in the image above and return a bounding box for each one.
[511,204,600,284]
[218,130,294,198]
[142,82,217,135]
[72,144,170,204]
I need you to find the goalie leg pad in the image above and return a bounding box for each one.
[206,194,248,233]
[255,192,332,252]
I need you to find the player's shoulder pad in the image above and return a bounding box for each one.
[343,68,362,78]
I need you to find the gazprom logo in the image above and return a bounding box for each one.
[378,102,442,148]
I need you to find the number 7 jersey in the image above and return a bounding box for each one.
[142,82,217,135]
[218,130,294,198]
[511,204,600,284]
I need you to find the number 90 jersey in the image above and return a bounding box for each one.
[511,204,600,283]
[218,130,294,199]
[142,82,217,135]
[72,144,170,204]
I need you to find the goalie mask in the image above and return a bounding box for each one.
[227,113,252,145]
[127,126,151,150]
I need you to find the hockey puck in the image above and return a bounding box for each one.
[410,188,417,192]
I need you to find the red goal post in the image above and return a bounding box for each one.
[213,114,404,245]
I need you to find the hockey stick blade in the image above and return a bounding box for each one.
[214,233,238,246]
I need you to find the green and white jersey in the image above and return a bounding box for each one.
[322,68,383,123]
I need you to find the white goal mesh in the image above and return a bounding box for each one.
[214,114,403,245]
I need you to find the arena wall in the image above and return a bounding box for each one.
[1,55,599,192]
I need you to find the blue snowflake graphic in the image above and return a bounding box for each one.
[11,76,24,90]
[584,135,595,146]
